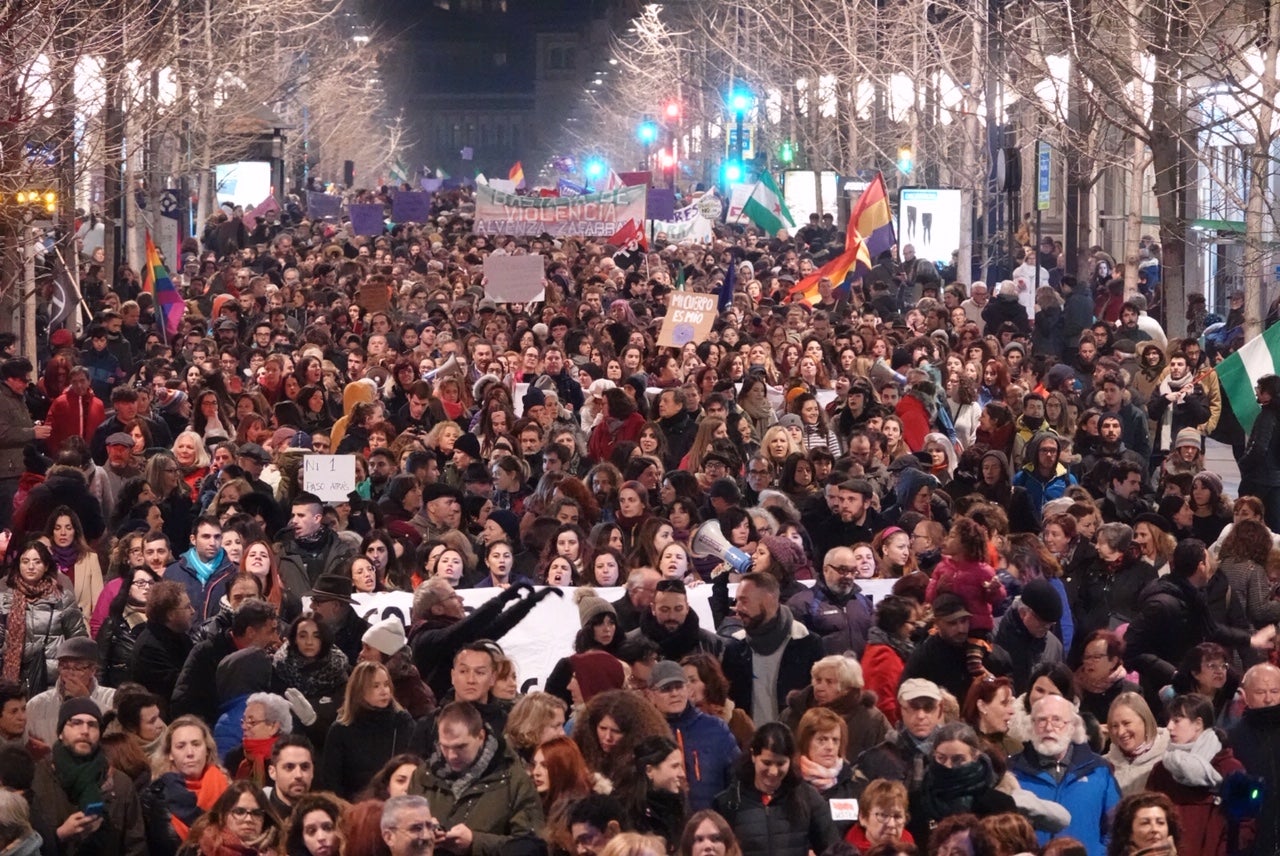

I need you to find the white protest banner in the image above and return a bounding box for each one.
[474,184,648,237]
[346,580,897,693]
[484,254,547,303]
[647,216,713,244]
[656,291,718,348]
[303,455,357,501]
[726,185,753,224]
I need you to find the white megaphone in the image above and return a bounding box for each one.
[690,520,753,574]
[422,354,460,383]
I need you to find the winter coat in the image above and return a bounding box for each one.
[0,384,37,481]
[658,411,699,471]
[786,580,873,658]
[29,752,147,856]
[982,294,1031,336]
[12,468,106,545]
[129,619,195,703]
[274,527,358,588]
[587,411,645,463]
[171,630,236,724]
[712,774,838,856]
[163,553,235,623]
[1063,285,1095,345]
[1032,304,1066,359]
[1227,703,1280,856]
[410,742,544,856]
[1012,433,1078,515]
[781,686,889,767]
[1147,735,1252,856]
[860,635,910,725]
[1147,374,1211,453]
[0,579,87,694]
[1239,404,1280,488]
[906,755,1017,845]
[993,599,1065,695]
[1010,743,1121,856]
[668,702,741,812]
[723,611,825,722]
[45,388,106,456]
[895,392,934,452]
[97,609,146,687]
[926,555,1005,633]
[1104,727,1171,795]
[318,704,416,800]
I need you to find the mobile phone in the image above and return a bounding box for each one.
[83,802,105,817]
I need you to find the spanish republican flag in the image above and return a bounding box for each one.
[788,173,894,305]
[509,162,525,188]
[142,231,185,341]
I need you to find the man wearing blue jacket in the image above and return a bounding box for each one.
[648,660,739,812]
[1010,694,1120,856]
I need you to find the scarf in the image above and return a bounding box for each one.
[52,741,107,810]
[1076,663,1127,696]
[866,625,914,662]
[49,544,79,575]
[916,755,996,821]
[235,735,279,787]
[745,606,793,656]
[1156,370,1195,450]
[2,575,57,684]
[430,732,499,800]
[197,825,264,856]
[740,394,773,421]
[182,546,226,586]
[271,645,349,700]
[1162,729,1224,789]
[162,763,231,840]
[1123,737,1155,762]
[798,755,843,791]
[292,527,328,552]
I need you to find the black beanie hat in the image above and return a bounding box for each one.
[57,697,102,735]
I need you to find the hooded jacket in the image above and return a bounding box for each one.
[895,387,937,452]
[668,702,741,811]
[1010,743,1121,856]
[1012,432,1077,514]
[328,379,378,454]
[974,451,1040,534]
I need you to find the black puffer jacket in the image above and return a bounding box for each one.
[712,774,838,856]
[97,609,146,687]
[317,704,416,800]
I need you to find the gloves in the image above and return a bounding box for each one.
[284,688,317,727]
[501,583,533,603]
[533,586,565,602]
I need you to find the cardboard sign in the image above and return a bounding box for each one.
[484,254,546,303]
[357,280,390,312]
[303,455,357,501]
[656,291,718,347]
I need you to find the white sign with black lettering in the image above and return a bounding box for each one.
[303,455,357,501]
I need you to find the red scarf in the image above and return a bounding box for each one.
[2,575,58,683]
[235,736,278,787]
[170,764,230,841]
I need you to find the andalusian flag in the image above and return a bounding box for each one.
[742,172,795,236]
[142,231,185,342]
[389,159,410,186]
[1215,322,1280,438]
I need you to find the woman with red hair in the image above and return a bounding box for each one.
[533,735,600,853]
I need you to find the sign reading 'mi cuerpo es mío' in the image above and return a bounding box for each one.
[657,291,718,348]
[473,184,648,237]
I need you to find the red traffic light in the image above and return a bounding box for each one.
[664,101,680,120]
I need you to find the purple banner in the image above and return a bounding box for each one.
[392,191,431,223]
[307,192,342,220]
[646,188,676,222]
[421,178,443,192]
[347,203,385,236]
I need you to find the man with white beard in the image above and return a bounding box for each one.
[1009,695,1120,856]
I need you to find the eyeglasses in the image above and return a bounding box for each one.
[871,810,905,824]
[242,716,268,728]
[394,821,444,837]
[131,579,154,588]
[826,565,858,576]
[229,807,266,820]
[1201,661,1229,672]
[1032,715,1069,729]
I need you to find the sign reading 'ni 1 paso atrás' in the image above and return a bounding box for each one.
[473,184,647,237]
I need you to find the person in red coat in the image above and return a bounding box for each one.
[588,387,645,463]
[1147,694,1254,856]
[860,594,920,726]
[895,380,938,452]
[44,367,105,454]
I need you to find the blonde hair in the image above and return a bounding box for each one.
[600,833,667,856]
[151,715,220,778]
[338,661,403,725]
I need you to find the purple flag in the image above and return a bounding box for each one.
[307,192,342,220]
[391,191,431,223]
[421,178,443,192]
[647,188,676,222]
[347,203,385,236]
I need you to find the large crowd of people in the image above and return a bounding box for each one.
[0,183,1273,856]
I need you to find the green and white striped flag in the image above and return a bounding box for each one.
[389,159,410,185]
[1216,322,1280,435]
[742,172,795,236]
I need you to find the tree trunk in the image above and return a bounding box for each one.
[1149,1,1190,340]
[1243,0,1280,341]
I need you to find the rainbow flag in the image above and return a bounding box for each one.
[509,161,525,189]
[787,173,894,305]
[142,231,185,342]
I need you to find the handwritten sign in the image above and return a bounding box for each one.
[656,291,718,348]
[303,455,357,501]
[484,254,547,303]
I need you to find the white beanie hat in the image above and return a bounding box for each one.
[362,617,407,657]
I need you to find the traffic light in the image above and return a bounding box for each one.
[664,101,680,121]
[15,190,57,213]
[730,90,752,113]
[584,159,606,181]
[779,141,795,164]
[723,160,744,183]
[897,145,914,175]
[658,150,676,169]
[637,119,659,144]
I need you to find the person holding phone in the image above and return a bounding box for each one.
[28,697,146,853]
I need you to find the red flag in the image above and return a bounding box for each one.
[609,218,648,251]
